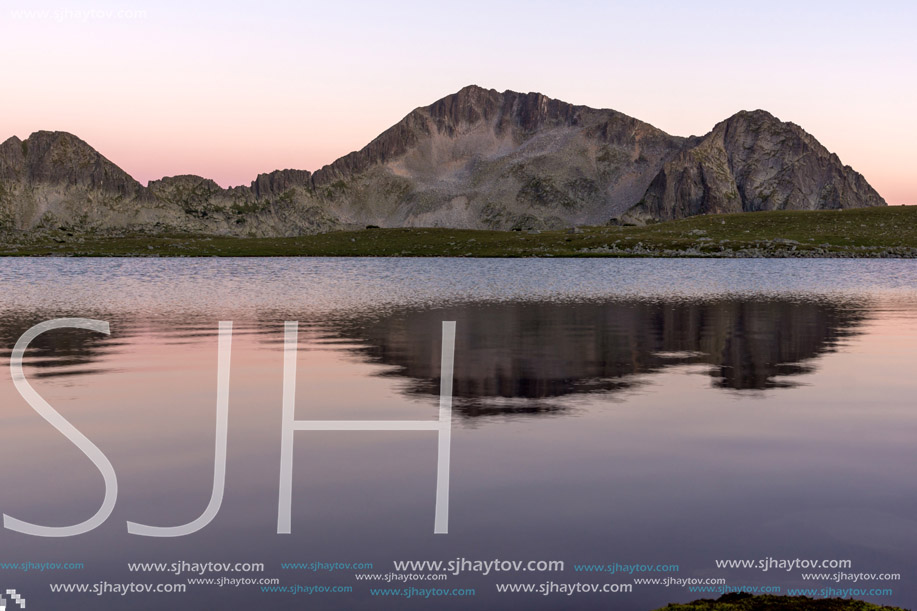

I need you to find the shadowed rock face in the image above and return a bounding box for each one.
[0,131,142,194]
[250,169,312,199]
[0,88,886,236]
[0,132,147,231]
[625,110,886,222]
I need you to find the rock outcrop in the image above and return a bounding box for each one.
[0,88,886,237]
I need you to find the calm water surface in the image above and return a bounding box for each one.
[0,258,915,610]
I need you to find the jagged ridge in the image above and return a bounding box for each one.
[626,110,885,221]
[0,87,886,237]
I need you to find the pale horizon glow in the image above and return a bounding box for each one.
[1,0,915,204]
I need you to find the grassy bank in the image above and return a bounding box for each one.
[654,593,909,610]
[1,206,915,257]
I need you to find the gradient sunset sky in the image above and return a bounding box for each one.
[2,0,914,203]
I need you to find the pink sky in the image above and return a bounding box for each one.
[1,1,914,203]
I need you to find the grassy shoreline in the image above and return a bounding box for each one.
[1,207,915,258]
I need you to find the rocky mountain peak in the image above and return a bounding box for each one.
[626,109,886,221]
[426,85,502,134]
[0,88,888,236]
[428,85,587,134]
[1,131,142,195]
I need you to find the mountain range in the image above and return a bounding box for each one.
[0,85,886,237]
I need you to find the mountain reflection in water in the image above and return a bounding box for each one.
[0,298,866,418]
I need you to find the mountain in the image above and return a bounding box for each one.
[623,110,887,222]
[306,85,686,230]
[0,86,886,237]
[0,131,144,231]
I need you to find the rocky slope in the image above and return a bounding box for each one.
[307,85,686,230]
[0,131,144,231]
[0,87,886,237]
[624,110,886,222]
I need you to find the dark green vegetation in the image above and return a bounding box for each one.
[1,207,914,257]
[654,593,909,611]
